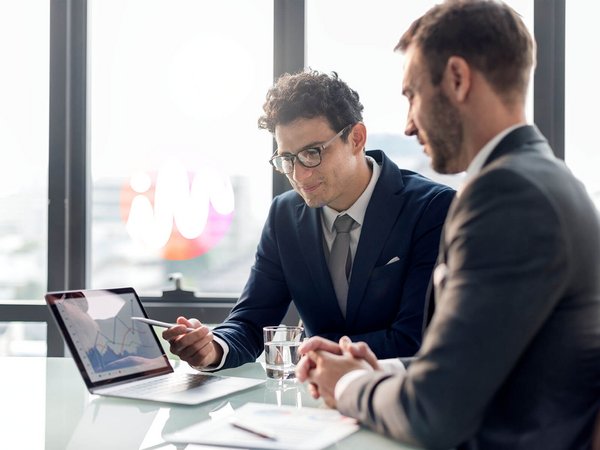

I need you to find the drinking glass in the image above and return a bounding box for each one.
[262,325,304,379]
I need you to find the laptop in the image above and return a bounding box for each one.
[45,286,264,405]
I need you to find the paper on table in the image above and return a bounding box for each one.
[163,402,359,450]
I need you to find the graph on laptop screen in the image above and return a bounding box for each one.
[55,290,167,382]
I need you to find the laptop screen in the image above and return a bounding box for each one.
[46,287,172,388]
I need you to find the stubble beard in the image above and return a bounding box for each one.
[427,90,464,175]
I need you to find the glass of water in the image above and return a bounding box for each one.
[263,325,304,380]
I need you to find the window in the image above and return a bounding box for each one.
[0,0,49,357]
[565,3,600,209]
[0,1,49,300]
[89,0,274,295]
[306,0,534,190]
[0,0,571,357]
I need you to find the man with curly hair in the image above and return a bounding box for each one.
[163,70,454,371]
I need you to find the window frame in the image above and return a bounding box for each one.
[4,0,565,356]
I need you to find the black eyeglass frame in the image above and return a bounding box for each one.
[268,124,353,174]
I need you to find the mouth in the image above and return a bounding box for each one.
[296,182,322,194]
[416,135,429,154]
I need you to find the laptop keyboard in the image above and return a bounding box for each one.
[111,372,222,396]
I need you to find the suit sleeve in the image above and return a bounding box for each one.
[329,187,455,357]
[337,169,570,448]
[211,197,293,369]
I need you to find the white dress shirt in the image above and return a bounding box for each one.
[320,155,381,268]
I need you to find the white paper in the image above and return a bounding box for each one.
[164,402,359,450]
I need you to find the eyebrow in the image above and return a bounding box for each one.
[277,139,325,156]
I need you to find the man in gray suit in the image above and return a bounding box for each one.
[296,1,600,449]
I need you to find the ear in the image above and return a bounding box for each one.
[444,56,471,103]
[349,122,367,154]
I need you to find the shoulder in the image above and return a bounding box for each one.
[270,188,304,210]
[399,169,455,197]
[464,151,567,210]
[369,149,455,200]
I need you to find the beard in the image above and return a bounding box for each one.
[426,90,464,174]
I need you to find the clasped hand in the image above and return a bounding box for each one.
[295,335,380,407]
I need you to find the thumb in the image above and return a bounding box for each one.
[178,317,200,328]
[339,336,352,355]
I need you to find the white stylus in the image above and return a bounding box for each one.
[131,316,195,333]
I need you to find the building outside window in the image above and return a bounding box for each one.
[89,0,274,296]
[0,1,580,357]
[0,0,49,355]
[565,3,600,210]
[306,0,533,191]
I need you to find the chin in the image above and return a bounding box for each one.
[305,198,327,209]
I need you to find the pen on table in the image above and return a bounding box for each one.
[230,418,278,441]
[131,317,195,333]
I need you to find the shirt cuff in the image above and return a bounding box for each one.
[378,358,406,374]
[334,359,406,401]
[191,334,229,371]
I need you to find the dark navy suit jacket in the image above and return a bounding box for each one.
[213,150,455,368]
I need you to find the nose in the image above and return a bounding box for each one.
[404,113,417,137]
[290,161,313,183]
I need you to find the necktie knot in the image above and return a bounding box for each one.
[333,214,355,234]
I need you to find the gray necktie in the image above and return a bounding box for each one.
[328,214,355,317]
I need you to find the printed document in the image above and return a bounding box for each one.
[164,402,359,450]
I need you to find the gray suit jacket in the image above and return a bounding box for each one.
[338,126,600,449]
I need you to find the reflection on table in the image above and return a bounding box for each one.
[0,357,417,450]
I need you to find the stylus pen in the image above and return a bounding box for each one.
[230,418,278,440]
[131,317,195,333]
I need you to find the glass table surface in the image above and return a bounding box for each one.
[0,357,417,450]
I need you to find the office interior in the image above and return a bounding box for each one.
[0,0,593,365]
[2,1,599,449]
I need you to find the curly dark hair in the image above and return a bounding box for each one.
[258,70,364,141]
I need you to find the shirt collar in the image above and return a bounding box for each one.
[322,155,380,231]
[460,124,527,193]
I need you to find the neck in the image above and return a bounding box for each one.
[463,99,527,168]
[330,155,372,212]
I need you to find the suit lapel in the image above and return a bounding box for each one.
[345,152,406,326]
[295,202,342,317]
[423,194,459,330]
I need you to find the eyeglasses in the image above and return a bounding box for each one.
[269,124,352,175]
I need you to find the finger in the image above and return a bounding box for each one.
[168,327,209,356]
[339,336,352,353]
[177,335,213,362]
[306,350,321,364]
[350,341,380,370]
[295,354,315,381]
[298,336,342,355]
[307,382,320,399]
[177,317,201,328]
[162,325,189,340]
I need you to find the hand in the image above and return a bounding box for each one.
[162,317,223,368]
[305,340,375,408]
[296,336,380,400]
[296,336,342,384]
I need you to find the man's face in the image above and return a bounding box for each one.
[402,46,464,174]
[274,117,359,211]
